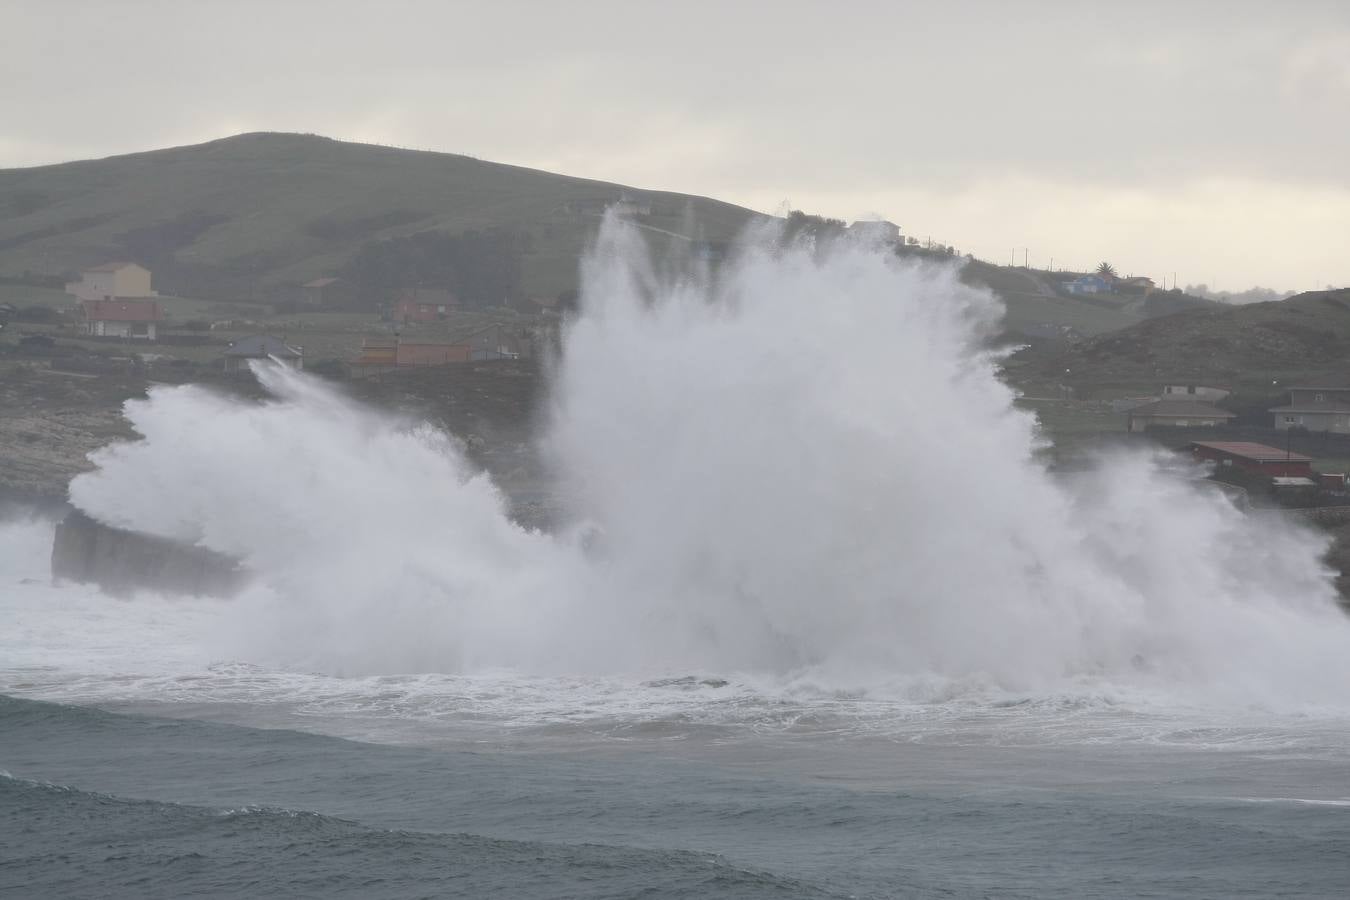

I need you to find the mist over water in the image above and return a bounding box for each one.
[61,218,1350,708]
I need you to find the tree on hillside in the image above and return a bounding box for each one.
[781,210,846,244]
[1096,262,1118,280]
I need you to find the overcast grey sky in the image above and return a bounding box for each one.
[4,0,1347,290]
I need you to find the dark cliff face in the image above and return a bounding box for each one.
[51,511,247,598]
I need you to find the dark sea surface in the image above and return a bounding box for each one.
[5,693,1350,899]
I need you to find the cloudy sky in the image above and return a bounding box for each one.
[4,0,1347,291]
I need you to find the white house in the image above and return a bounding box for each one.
[80,299,161,340]
[1271,387,1350,433]
[849,220,902,244]
[1127,399,1235,431]
[1125,384,1235,431]
[66,262,156,302]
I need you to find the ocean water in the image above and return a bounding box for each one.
[6,221,1350,897]
[4,567,1350,899]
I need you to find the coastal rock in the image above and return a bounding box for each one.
[50,510,247,598]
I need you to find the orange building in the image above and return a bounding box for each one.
[351,337,471,375]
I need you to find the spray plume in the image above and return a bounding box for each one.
[67,217,1350,705]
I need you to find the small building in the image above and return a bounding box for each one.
[66,262,156,303]
[466,323,528,361]
[1127,399,1235,431]
[612,193,653,217]
[1063,274,1112,295]
[223,335,303,373]
[394,287,458,324]
[1319,472,1347,490]
[1188,441,1315,478]
[1117,275,1156,295]
[353,336,398,368]
[1161,384,1230,402]
[396,341,472,366]
[79,299,161,340]
[848,220,902,244]
[528,295,560,316]
[1270,387,1350,433]
[300,277,349,307]
[350,336,471,376]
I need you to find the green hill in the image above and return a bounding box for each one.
[1011,288,1350,394]
[0,132,1229,342]
[0,132,760,301]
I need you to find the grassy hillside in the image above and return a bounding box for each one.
[0,131,1225,343]
[960,261,1141,338]
[1010,288,1350,395]
[0,132,760,300]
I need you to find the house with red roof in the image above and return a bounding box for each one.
[1188,441,1314,479]
[80,299,162,341]
[394,287,458,323]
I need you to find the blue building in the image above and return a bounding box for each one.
[1064,274,1112,295]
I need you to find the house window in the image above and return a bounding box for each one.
[1222,459,1233,466]
[1284,415,1299,424]
[1315,393,1325,402]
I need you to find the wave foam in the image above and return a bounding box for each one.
[25,216,1350,712]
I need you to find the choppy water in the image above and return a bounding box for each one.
[6,551,1350,898]
[6,690,1350,900]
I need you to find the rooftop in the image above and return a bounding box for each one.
[84,261,144,273]
[80,299,160,322]
[1190,441,1312,462]
[224,334,302,358]
[1271,403,1350,414]
[1129,399,1235,418]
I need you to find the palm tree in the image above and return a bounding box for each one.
[1096,262,1118,280]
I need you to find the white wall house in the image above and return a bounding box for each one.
[66,262,155,302]
[849,220,902,244]
[1127,399,1235,431]
[1272,388,1350,433]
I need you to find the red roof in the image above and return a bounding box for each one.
[81,299,161,322]
[1190,441,1312,462]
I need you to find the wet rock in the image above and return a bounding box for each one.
[51,510,247,598]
